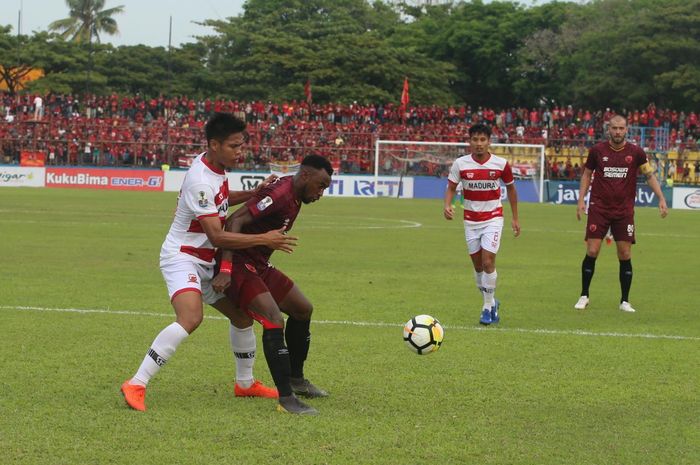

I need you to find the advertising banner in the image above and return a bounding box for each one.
[20,151,46,167]
[45,168,164,191]
[325,175,413,198]
[164,171,415,198]
[672,187,700,210]
[0,166,45,187]
[545,180,671,208]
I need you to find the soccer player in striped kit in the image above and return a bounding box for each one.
[121,113,296,411]
[443,124,521,325]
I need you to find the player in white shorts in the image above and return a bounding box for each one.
[444,123,520,325]
[121,113,297,412]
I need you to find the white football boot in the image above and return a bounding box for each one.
[574,296,589,310]
[619,301,636,313]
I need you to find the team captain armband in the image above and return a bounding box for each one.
[639,162,653,175]
[219,260,232,274]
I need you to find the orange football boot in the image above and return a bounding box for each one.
[121,380,147,411]
[234,380,279,398]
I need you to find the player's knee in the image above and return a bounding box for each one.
[295,302,313,320]
[586,246,601,258]
[229,310,254,328]
[177,314,203,333]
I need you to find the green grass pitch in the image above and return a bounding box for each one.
[1,187,698,465]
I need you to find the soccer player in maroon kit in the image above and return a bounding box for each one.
[575,115,668,312]
[213,154,333,415]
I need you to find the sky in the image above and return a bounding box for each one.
[1,0,246,47]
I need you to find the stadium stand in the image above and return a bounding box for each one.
[1,93,698,182]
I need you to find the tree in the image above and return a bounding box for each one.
[197,0,456,104]
[48,0,124,44]
[520,0,700,110]
[0,26,50,95]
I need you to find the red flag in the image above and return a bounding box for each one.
[304,79,312,104]
[400,77,409,109]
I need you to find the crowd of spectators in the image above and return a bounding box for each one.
[1,92,698,180]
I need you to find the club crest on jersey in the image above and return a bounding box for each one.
[256,196,273,211]
[245,263,257,274]
[198,191,208,207]
[625,155,633,164]
[188,273,198,283]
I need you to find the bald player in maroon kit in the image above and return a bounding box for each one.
[213,154,333,415]
[575,115,668,313]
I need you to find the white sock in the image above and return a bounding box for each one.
[230,324,256,387]
[482,270,497,309]
[474,270,484,296]
[131,322,189,386]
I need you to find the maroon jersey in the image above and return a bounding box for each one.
[585,142,647,214]
[233,176,301,266]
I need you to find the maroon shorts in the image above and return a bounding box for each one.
[224,261,294,312]
[585,207,636,243]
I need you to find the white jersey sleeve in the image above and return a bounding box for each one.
[448,160,461,184]
[182,182,219,219]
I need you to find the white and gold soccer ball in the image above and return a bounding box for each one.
[403,314,444,355]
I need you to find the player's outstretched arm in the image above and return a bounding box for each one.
[199,213,297,252]
[228,174,278,206]
[443,181,457,220]
[577,168,593,221]
[506,183,520,237]
[641,164,668,218]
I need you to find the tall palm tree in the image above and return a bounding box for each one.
[49,0,125,44]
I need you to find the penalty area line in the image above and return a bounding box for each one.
[1,305,698,342]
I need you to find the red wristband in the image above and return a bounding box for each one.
[219,260,232,274]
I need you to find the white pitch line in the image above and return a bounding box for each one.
[1,305,698,342]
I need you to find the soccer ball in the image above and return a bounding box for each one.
[403,314,444,355]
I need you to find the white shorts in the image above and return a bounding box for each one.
[160,258,224,305]
[464,217,504,255]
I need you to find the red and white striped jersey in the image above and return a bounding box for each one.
[160,153,229,265]
[448,153,514,223]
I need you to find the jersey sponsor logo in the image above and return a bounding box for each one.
[602,166,629,178]
[625,155,633,164]
[464,180,500,191]
[198,191,208,207]
[627,224,634,236]
[602,156,609,162]
[256,196,273,211]
[489,171,497,179]
[245,263,257,274]
[466,172,475,179]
